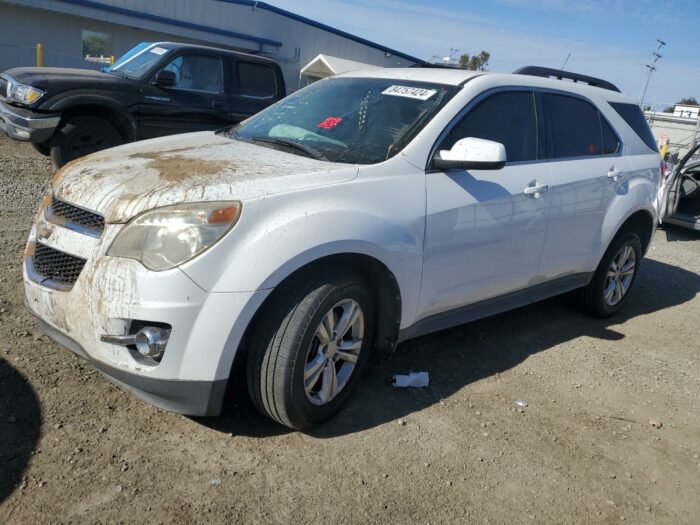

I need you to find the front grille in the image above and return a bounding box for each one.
[0,77,8,99]
[32,242,87,286]
[50,196,105,235]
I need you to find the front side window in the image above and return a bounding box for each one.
[546,94,620,158]
[163,54,223,93]
[232,77,458,164]
[441,91,538,163]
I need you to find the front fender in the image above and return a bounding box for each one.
[180,175,426,328]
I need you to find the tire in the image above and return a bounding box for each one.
[247,267,375,429]
[576,231,642,318]
[49,116,124,168]
[30,141,50,156]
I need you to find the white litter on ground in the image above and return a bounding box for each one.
[393,372,429,388]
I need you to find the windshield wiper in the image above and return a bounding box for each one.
[251,136,328,161]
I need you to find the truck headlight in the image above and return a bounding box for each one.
[11,84,44,104]
[107,202,242,271]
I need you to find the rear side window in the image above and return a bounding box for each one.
[546,94,619,158]
[442,91,538,162]
[601,116,621,154]
[237,62,277,98]
[609,102,658,152]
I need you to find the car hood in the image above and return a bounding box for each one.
[4,67,123,89]
[52,132,358,223]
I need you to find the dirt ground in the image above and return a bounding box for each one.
[1,135,699,524]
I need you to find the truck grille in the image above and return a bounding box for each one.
[0,77,8,99]
[50,196,105,235]
[32,242,87,286]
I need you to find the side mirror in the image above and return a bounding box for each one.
[152,69,176,88]
[434,137,507,171]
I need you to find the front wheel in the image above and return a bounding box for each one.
[50,116,124,167]
[576,231,642,317]
[247,267,374,429]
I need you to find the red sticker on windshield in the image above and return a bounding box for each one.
[318,117,343,129]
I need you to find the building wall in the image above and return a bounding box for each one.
[0,0,418,90]
[646,111,700,157]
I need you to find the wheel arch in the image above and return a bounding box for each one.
[51,98,136,142]
[225,252,403,400]
[617,209,655,254]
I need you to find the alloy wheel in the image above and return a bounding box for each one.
[304,299,364,405]
[604,244,636,306]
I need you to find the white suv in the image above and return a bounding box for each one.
[24,66,662,428]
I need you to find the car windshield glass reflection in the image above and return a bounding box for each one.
[231,77,458,164]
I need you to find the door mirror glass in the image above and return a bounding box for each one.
[434,137,506,171]
[153,69,177,88]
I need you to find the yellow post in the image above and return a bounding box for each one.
[36,43,43,67]
[110,55,116,65]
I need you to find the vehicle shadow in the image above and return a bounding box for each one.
[203,258,699,438]
[662,224,700,242]
[0,358,42,504]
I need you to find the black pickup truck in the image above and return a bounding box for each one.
[0,42,285,166]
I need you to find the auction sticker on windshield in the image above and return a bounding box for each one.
[150,47,168,55]
[382,85,437,101]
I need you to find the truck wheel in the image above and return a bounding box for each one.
[247,267,375,429]
[30,141,50,156]
[576,231,642,318]
[50,116,124,167]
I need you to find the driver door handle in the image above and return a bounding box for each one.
[523,182,549,198]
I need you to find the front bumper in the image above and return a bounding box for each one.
[0,100,60,142]
[23,215,270,416]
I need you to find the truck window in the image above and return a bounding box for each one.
[163,54,223,94]
[237,62,277,98]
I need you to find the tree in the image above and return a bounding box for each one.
[663,97,698,113]
[458,51,491,71]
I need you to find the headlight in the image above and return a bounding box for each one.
[11,83,44,104]
[107,201,242,271]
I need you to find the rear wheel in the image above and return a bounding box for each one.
[576,231,642,318]
[247,267,374,429]
[50,116,124,167]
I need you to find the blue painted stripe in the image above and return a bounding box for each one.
[216,0,424,64]
[54,0,283,48]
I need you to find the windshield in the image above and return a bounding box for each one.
[105,43,172,78]
[231,77,458,164]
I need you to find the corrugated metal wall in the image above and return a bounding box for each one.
[0,0,418,90]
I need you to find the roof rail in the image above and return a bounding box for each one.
[513,66,620,93]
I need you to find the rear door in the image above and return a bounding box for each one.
[230,60,281,122]
[538,92,627,280]
[137,52,231,139]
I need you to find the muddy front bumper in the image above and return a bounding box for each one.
[23,215,269,417]
[0,100,60,142]
[31,315,227,415]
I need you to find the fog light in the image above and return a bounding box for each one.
[13,127,30,139]
[134,326,169,358]
[101,325,171,360]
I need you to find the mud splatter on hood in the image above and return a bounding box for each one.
[52,132,357,223]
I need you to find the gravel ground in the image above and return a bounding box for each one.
[1,136,699,524]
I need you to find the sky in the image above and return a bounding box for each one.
[273,0,700,107]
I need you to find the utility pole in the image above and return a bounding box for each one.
[638,39,666,108]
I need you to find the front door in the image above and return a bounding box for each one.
[138,53,231,139]
[421,90,551,319]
